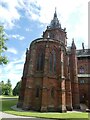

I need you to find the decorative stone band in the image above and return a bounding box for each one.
[31,38,66,49]
[78,74,90,77]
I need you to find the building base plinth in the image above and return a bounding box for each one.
[47,106,56,112]
[17,101,23,108]
[73,104,80,110]
[22,105,31,111]
[57,106,67,112]
[66,105,73,111]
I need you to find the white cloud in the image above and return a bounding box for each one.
[23,0,88,49]
[25,28,32,32]
[33,0,88,49]
[0,52,25,88]
[0,0,21,29]
[7,47,18,54]
[0,0,88,48]
[8,34,25,40]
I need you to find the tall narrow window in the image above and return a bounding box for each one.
[40,52,44,71]
[36,87,40,98]
[53,50,56,72]
[49,50,56,73]
[51,87,55,98]
[37,51,44,71]
[50,54,53,72]
[37,56,40,71]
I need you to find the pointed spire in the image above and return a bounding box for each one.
[26,48,28,54]
[54,7,57,18]
[71,38,76,49]
[48,8,61,29]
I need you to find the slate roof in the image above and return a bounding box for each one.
[66,47,90,57]
[76,49,90,57]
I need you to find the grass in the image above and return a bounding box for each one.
[1,98,89,120]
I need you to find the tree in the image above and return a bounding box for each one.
[0,81,4,95]
[0,26,8,65]
[7,79,12,88]
[4,79,12,95]
[13,81,21,96]
[0,81,5,95]
[0,79,12,96]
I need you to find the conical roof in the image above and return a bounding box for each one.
[49,9,61,29]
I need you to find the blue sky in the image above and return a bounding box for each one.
[0,0,89,89]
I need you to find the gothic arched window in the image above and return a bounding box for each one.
[35,87,40,98]
[50,54,53,72]
[53,50,56,72]
[51,87,55,98]
[49,50,56,73]
[37,51,44,71]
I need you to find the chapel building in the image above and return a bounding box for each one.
[17,10,90,112]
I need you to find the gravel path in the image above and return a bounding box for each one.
[0,112,32,118]
[0,112,55,120]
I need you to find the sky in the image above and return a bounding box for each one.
[0,0,89,89]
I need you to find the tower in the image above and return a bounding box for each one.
[43,9,67,46]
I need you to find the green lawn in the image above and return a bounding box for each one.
[1,98,89,120]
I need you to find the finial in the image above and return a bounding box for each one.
[72,38,74,42]
[82,42,85,52]
[55,7,56,12]
[54,7,57,18]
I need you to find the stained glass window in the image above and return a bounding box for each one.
[50,54,53,72]
[53,50,56,72]
[37,52,44,71]
[36,87,40,98]
[51,87,55,98]
[49,50,56,73]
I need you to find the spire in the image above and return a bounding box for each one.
[54,7,57,18]
[71,38,76,49]
[48,8,61,29]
